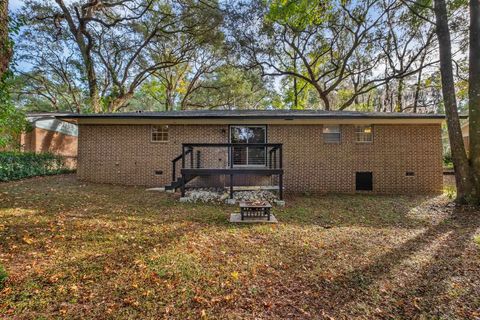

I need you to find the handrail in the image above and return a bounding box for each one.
[172,147,192,181]
[182,143,282,148]
[172,148,192,163]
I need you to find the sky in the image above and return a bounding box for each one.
[9,0,23,11]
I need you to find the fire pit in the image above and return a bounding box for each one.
[239,200,272,221]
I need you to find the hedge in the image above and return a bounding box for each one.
[0,152,72,182]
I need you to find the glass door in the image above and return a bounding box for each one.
[230,126,266,167]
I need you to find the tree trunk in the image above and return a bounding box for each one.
[108,92,134,112]
[293,77,298,109]
[434,0,475,203]
[469,0,480,203]
[0,0,11,79]
[413,51,427,113]
[396,78,404,112]
[86,59,100,113]
[54,1,100,113]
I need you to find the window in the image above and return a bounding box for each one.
[355,125,373,143]
[356,172,373,191]
[230,126,266,166]
[151,125,168,142]
[323,125,341,143]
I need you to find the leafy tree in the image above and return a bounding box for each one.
[226,0,435,110]
[0,1,27,148]
[0,0,12,78]
[17,0,222,113]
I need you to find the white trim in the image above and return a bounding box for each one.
[151,125,169,143]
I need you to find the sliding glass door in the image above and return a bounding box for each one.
[230,126,266,167]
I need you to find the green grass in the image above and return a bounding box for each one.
[0,174,479,319]
[0,264,7,289]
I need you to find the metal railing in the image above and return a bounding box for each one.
[180,143,283,170]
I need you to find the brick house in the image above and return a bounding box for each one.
[58,110,444,199]
[21,113,78,168]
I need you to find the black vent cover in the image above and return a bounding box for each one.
[356,172,373,191]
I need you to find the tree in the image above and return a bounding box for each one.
[227,0,436,110]
[19,0,222,113]
[433,0,473,203]
[0,0,11,79]
[14,31,86,113]
[469,0,480,202]
[0,0,27,148]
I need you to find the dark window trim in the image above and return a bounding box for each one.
[228,125,268,167]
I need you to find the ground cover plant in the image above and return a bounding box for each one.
[0,175,479,319]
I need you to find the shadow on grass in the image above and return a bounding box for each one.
[276,193,442,229]
[307,205,480,318]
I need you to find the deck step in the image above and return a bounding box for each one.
[165,175,196,191]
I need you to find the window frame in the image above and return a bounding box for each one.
[355,125,374,144]
[322,124,341,144]
[229,125,267,167]
[151,125,169,143]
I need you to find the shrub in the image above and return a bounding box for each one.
[443,153,454,169]
[0,152,72,181]
[0,264,7,289]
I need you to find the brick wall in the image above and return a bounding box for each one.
[77,123,443,194]
[21,127,78,168]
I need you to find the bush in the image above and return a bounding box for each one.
[443,153,454,169]
[0,264,7,289]
[0,152,72,181]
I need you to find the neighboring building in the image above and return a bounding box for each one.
[462,122,469,152]
[58,110,444,198]
[21,113,78,168]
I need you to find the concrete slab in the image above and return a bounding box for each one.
[229,213,278,224]
[146,187,165,192]
[274,200,285,207]
[225,198,236,205]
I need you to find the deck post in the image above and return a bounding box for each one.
[182,145,186,169]
[269,149,272,169]
[279,173,283,200]
[172,160,176,182]
[190,147,194,169]
[181,173,186,197]
[229,174,234,199]
[279,146,283,169]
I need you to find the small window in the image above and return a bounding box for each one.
[323,125,341,143]
[151,125,168,142]
[356,172,373,191]
[355,125,373,143]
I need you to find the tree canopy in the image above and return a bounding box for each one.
[8,0,468,114]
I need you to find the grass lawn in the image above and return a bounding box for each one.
[1,175,479,319]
